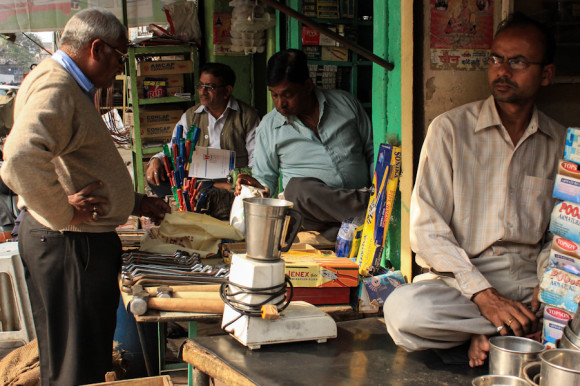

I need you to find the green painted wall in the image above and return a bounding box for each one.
[378,1,403,271]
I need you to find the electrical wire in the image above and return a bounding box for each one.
[220,275,293,331]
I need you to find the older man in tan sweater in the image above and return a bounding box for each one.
[1,8,170,385]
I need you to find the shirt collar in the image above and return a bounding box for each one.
[51,50,96,96]
[271,87,325,129]
[475,95,555,139]
[194,96,238,114]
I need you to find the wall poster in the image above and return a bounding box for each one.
[430,0,494,70]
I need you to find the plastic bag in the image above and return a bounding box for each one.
[335,216,364,258]
[140,212,243,257]
[229,184,265,235]
[162,1,202,43]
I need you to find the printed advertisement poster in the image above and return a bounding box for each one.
[0,0,171,33]
[213,12,242,56]
[430,0,494,70]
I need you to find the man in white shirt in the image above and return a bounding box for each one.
[146,62,260,199]
[384,13,565,367]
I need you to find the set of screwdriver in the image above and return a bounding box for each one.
[162,124,206,212]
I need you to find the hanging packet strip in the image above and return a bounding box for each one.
[356,143,401,276]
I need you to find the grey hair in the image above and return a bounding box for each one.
[60,8,127,54]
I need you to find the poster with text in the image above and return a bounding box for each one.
[430,0,493,70]
[213,12,242,56]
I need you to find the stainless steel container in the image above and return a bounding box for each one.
[243,198,302,260]
[558,328,580,351]
[472,374,529,386]
[539,349,580,385]
[523,362,541,385]
[489,336,545,378]
[564,320,580,348]
[570,305,580,334]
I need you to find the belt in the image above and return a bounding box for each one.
[421,267,456,278]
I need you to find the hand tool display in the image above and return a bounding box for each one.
[120,250,229,293]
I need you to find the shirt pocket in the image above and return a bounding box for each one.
[519,175,555,240]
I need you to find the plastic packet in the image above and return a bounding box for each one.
[335,216,364,258]
[229,184,265,235]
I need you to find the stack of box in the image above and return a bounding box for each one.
[281,249,360,305]
[539,127,580,347]
[351,143,406,313]
[125,107,183,146]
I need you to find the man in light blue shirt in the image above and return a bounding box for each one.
[237,49,373,240]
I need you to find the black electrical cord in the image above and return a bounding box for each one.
[220,275,294,331]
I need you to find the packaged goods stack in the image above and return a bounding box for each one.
[332,143,406,313]
[538,128,580,348]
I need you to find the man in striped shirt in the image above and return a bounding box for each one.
[384,13,565,367]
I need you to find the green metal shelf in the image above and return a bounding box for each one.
[137,96,193,105]
[127,44,199,193]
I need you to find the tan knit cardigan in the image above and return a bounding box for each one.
[1,58,141,232]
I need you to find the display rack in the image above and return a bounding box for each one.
[284,0,373,115]
[126,44,199,193]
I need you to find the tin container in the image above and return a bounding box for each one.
[489,336,545,378]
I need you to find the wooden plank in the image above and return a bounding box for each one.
[181,340,256,386]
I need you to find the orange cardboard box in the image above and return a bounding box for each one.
[282,251,359,288]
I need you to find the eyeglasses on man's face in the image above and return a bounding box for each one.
[488,54,544,71]
[101,40,128,65]
[196,83,225,92]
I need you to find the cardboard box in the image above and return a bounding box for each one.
[128,75,185,99]
[287,287,351,305]
[564,128,580,164]
[125,108,183,127]
[304,46,348,62]
[538,267,580,313]
[87,375,173,386]
[136,60,193,76]
[550,200,580,244]
[282,251,359,288]
[136,124,175,140]
[302,26,337,46]
[553,173,580,204]
[549,236,580,276]
[542,306,574,349]
[356,144,401,276]
[356,270,406,313]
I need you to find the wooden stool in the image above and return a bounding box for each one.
[0,242,35,349]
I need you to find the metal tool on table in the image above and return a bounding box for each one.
[129,284,225,316]
[120,250,229,293]
[220,197,337,350]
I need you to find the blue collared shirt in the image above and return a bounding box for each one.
[52,50,95,96]
[253,88,374,192]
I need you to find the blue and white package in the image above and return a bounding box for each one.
[564,127,580,164]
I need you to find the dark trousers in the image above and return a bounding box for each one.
[283,177,371,241]
[18,212,122,385]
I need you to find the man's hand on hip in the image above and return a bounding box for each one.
[472,287,539,337]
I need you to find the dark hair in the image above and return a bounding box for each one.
[200,62,236,87]
[266,49,310,86]
[495,12,556,65]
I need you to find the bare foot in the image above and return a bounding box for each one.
[468,334,490,367]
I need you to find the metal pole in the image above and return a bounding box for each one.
[262,0,394,71]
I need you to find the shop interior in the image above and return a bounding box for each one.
[1,0,580,385]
